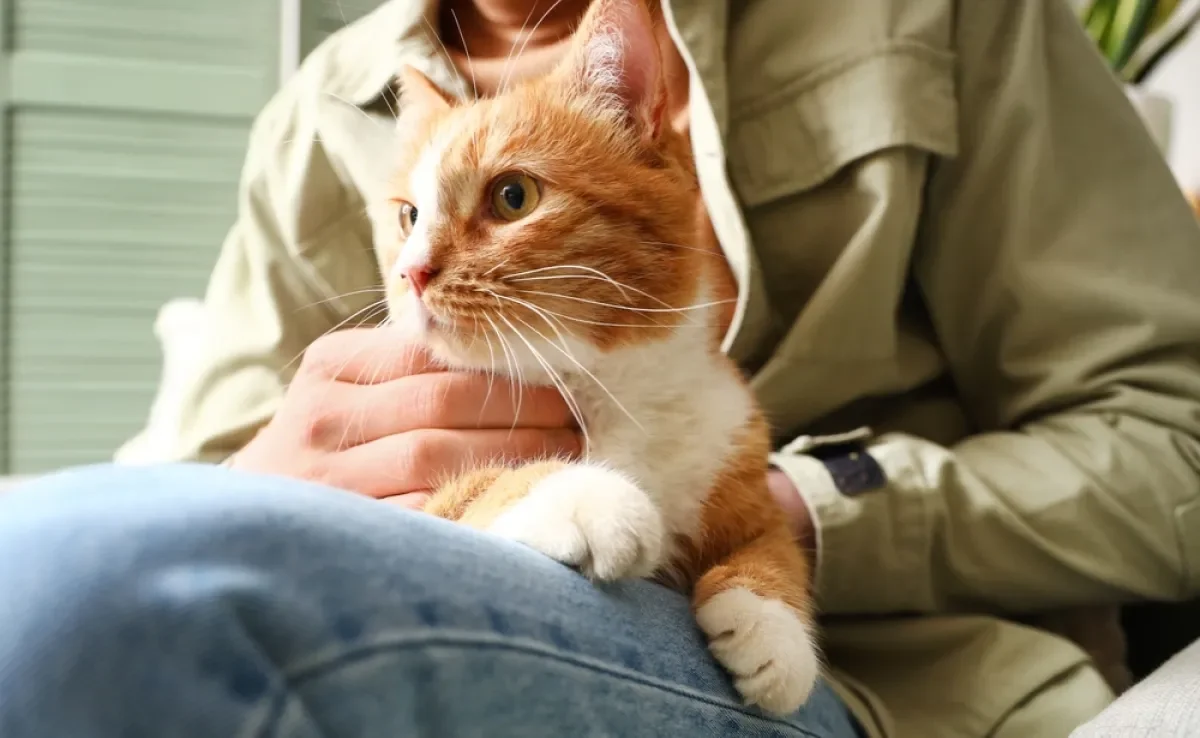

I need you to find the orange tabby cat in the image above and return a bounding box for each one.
[380,0,819,715]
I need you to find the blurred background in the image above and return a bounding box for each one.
[0,0,1196,477]
[0,0,382,475]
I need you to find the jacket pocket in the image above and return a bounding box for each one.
[728,40,960,208]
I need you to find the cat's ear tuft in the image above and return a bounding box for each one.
[560,0,666,139]
[398,65,455,112]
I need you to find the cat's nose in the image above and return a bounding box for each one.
[405,265,438,297]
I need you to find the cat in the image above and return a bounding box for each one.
[378,0,820,716]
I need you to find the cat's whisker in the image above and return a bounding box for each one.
[318,300,391,342]
[497,294,582,365]
[496,312,591,450]
[446,10,479,101]
[330,0,400,115]
[307,322,390,442]
[338,340,384,451]
[498,1,540,97]
[339,328,398,451]
[322,90,397,125]
[504,308,646,434]
[295,287,387,312]
[499,264,632,301]
[477,317,500,428]
[506,274,672,308]
[418,13,464,100]
[480,290,702,329]
[512,289,734,315]
[482,258,511,277]
[485,298,645,434]
[483,313,524,437]
[482,291,580,343]
[507,304,598,440]
[482,293,591,443]
[511,276,709,328]
[281,298,390,373]
[443,5,485,155]
[500,0,569,95]
[498,266,697,321]
[639,239,731,257]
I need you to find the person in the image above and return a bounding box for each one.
[2,0,1200,735]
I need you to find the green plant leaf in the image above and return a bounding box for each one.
[1113,0,1160,71]
[1086,0,1122,61]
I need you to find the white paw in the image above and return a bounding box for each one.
[696,587,820,716]
[487,464,665,581]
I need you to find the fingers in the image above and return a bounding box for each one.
[306,373,574,448]
[384,492,432,509]
[298,327,437,384]
[326,428,583,498]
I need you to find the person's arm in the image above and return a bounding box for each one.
[771,0,1200,614]
[121,76,377,463]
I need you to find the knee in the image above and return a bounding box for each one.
[0,462,541,634]
[0,464,325,629]
[0,463,576,663]
[0,463,354,572]
[0,463,388,731]
[0,464,390,646]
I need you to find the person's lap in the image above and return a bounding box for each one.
[0,463,860,738]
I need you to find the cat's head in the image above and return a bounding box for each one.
[380,0,719,374]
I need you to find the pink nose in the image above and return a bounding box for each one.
[405,266,437,297]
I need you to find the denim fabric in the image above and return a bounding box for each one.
[0,464,862,738]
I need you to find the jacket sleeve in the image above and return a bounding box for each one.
[771,0,1200,614]
[119,78,372,464]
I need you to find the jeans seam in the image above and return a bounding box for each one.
[265,630,824,737]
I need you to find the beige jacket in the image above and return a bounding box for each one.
[126,0,1200,735]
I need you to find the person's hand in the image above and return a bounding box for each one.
[767,468,817,569]
[230,327,581,508]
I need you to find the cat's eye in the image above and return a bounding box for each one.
[490,173,541,222]
[398,202,418,236]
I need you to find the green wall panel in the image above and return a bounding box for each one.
[0,0,391,472]
[1,0,279,473]
[7,109,250,471]
[13,0,277,70]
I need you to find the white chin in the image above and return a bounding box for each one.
[392,298,475,368]
[391,298,429,339]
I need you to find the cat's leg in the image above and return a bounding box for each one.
[692,526,821,716]
[465,461,666,582]
[448,461,565,529]
[423,466,509,522]
[428,460,665,581]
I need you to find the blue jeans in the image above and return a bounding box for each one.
[0,464,862,738]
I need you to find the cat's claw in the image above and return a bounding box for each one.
[487,463,665,581]
[696,587,820,716]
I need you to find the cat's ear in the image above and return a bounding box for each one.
[559,0,666,140]
[398,65,455,112]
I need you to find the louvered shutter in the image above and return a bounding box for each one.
[0,0,279,473]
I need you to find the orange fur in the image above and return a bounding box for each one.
[428,460,568,530]
[667,410,811,611]
[385,0,819,715]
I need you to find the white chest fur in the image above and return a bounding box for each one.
[404,283,754,549]
[565,327,752,544]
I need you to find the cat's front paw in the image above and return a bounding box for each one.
[696,587,820,716]
[487,463,665,581]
